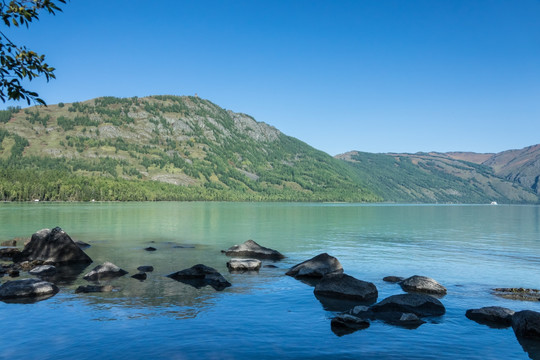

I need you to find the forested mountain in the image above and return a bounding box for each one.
[337,151,539,204]
[0,96,378,202]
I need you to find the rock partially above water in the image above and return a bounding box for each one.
[226,259,262,272]
[314,273,378,303]
[14,227,92,265]
[0,247,20,259]
[383,276,404,283]
[286,253,343,278]
[493,288,540,301]
[223,240,284,260]
[331,314,370,336]
[400,275,447,295]
[167,264,231,291]
[466,306,515,328]
[131,273,147,281]
[83,262,128,281]
[371,293,446,317]
[0,278,59,300]
[512,310,540,339]
[29,265,57,277]
[144,247,157,252]
[0,240,17,247]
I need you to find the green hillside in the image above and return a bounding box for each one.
[337,151,539,204]
[0,96,379,202]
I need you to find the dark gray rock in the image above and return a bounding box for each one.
[131,273,147,281]
[264,264,278,268]
[226,259,262,272]
[75,284,114,293]
[314,273,378,303]
[144,247,157,251]
[167,264,231,291]
[0,247,20,259]
[0,278,59,300]
[286,253,343,278]
[331,314,370,336]
[137,265,154,272]
[371,293,446,317]
[29,265,57,277]
[493,288,540,301]
[7,269,19,277]
[513,310,540,339]
[83,262,128,281]
[14,227,92,265]
[383,276,404,283]
[223,240,284,260]
[466,306,515,328]
[400,275,447,295]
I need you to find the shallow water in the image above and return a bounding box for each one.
[1,202,540,359]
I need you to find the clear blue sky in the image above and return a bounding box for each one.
[2,0,539,155]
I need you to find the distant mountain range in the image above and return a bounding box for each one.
[0,95,538,203]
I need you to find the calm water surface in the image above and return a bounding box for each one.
[1,203,540,359]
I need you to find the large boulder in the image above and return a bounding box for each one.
[226,259,262,272]
[466,306,515,328]
[83,262,128,281]
[400,275,447,295]
[512,310,540,339]
[0,278,59,300]
[314,273,378,303]
[223,240,284,260]
[371,293,446,317]
[167,264,231,291]
[286,253,343,278]
[14,227,92,265]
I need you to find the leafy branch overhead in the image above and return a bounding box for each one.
[0,0,65,105]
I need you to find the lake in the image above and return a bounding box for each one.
[1,202,540,359]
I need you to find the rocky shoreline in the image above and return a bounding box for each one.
[1,229,540,357]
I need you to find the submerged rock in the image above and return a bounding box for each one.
[0,278,59,300]
[0,240,17,247]
[137,265,154,272]
[167,264,231,291]
[371,293,446,317]
[493,288,540,301]
[400,275,447,295]
[29,265,57,277]
[75,240,91,249]
[83,262,128,281]
[144,247,157,252]
[75,284,114,293]
[383,276,404,283]
[14,227,92,265]
[286,253,343,278]
[314,273,378,303]
[226,259,262,272]
[223,240,284,260]
[466,306,515,328]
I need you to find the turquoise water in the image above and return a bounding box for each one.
[1,202,540,359]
